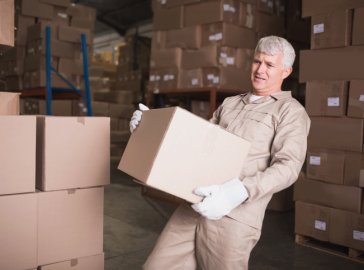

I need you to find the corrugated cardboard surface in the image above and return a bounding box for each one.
[0,116,36,195]
[294,174,363,213]
[37,187,104,266]
[166,25,201,49]
[302,0,364,18]
[306,148,346,185]
[353,7,364,45]
[295,201,331,241]
[150,48,182,68]
[153,6,184,30]
[39,253,104,270]
[184,0,239,26]
[119,107,250,203]
[308,117,364,152]
[305,81,348,117]
[310,10,352,49]
[0,0,14,47]
[0,193,37,270]
[348,80,364,118]
[267,185,294,211]
[299,47,364,82]
[36,116,110,191]
[0,92,20,115]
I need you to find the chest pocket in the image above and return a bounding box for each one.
[228,110,276,143]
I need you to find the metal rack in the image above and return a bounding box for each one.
[21,26,93,116]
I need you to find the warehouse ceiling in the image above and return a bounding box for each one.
[74,0,153,35]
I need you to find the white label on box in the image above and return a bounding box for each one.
[191,78,199,85]
[227,57,235,65]
[220,52,227,58]
[156,75,161,81]
[314,220,327,231]
[209,34,216,41]
[313,23,324,34]
[215,33,223,41]
[58,12,68,19]
[223,4,230,11]
[169,75,175,80]
[149,75,155,81]
[161,0,167,4]
[353,230,364,241]
[213,76,220,84]
[163,75,169,81]
[207,74,214,80]
[309,156,321,166]
[327,97,340,107]
[359,95,364,102]
[153,88,160,94]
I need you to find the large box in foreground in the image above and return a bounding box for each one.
[36,116,110,191]
[39,253,104,270]
[118,107,250,203]
[0,193,37,270]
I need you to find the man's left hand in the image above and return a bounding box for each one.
[191,177,249,220]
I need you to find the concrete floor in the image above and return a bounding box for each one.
[104,169,364,270]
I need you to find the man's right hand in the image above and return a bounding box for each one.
[129,103,149,133]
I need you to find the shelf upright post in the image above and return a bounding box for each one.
[45,26,52,115]
[81,33,93,116]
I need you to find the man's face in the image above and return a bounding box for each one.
[250,51,292,96]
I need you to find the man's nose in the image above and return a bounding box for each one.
[256,63,265,73]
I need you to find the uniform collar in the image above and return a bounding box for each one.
[241,91,292,104]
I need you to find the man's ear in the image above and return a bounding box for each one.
[282,66,293,79]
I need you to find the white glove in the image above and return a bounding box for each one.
[191,177,249,220]
[129,103,149,133]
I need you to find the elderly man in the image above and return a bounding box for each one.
[130,36,310,270]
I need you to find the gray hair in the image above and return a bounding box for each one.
[255,36,296,68]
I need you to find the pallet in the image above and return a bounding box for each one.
[295,234,364,264]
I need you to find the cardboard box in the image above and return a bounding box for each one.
[39,0,71,7]
[353,7,364,46]
[191,100,210,120]
[182,45,236,69]
[306,148,346,185]
[153,5,184,30]
[39,253,104,270]
[299,46,364,82]
[58,58,84,76]
[201,22,256,48]
[27,39,75,59]
[302,0,364,18]
[305,81,348,117]
[295,201,331,242]
[27,22,58,42]
[0,193,37,270]
[150,68,179,90]
[36,116,110,191]
[20,0,54,19]
[0,116,37,195]
[311,10,352,49]
[0,0,14,47]
[165,0,200,8]
[236,47,253,70]
[308,117,364,152]
[306,148,364,186]
[178,66,251,91]
[330,208,364,251]
[294,174,363,213]
[58,25,91,44]
[37,187,104,265]
[109,104,134,118]
[166,26,201,49]
[257,0,274,14]
[184,0,239,27]
[239,2,256,29]
[348,80,364,118]
[150,48,182,68]
[151,31,166,52]
[118,107,251,203]
[0,92,20,115]
[66,3,96,20]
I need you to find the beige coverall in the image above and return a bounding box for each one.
[144,91,311,270]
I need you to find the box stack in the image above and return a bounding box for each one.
[294,0,364,253]
[0,0,14,50]
[148,0,286,96]
[0,0,95,108]
[0,93,109,270]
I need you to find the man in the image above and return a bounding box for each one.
[129,36,310,270]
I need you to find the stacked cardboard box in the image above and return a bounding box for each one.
[295,0,364,253]
[0,0,95,94]
[148,0,286,94]
[0,93,109,270]
[0,0,14,50]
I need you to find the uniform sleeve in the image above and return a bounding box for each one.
[209,103,223,124]
[242,105,311,202]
